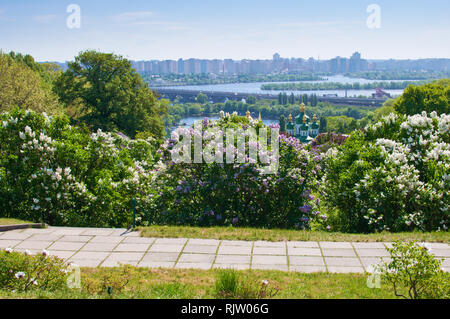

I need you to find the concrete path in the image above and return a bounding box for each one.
[1,226,449,273]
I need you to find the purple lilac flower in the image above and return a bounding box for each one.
[299,205,312,213]
[216,214,222,221]
[232,217,238,224]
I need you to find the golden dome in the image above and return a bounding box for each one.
[300,103,305,113]
[288,113,292,122]
[246,110,251,118]
[313,114,317,122]
[303,115,307,123]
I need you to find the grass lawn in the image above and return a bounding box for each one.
[139,225,450,243]
[0,267,396,299]
[0,218,34,225]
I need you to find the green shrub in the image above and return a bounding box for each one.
[321,112,449,233]
[379,241,450,299]
[0,108,159,227]
[0,248,69,292]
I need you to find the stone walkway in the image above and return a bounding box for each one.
[1,226,449,273]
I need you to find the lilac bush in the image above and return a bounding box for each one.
[147,114,320,229]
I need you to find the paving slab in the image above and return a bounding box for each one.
[148,244,184,253]
[287,241,319,248]
[288,247,322,256]
[322,248,356,257]
[15,241,53,250]
[0,240,21,248]
[81,229,116,236]
[352,242,386,249]
[320,242,353,249]
[289,256,324,266]
[218,245,252,255]
[142,252,180,262]
[59,235,93,243]
[215,255,251,264]
[155,238,188,245]
[114,243,151,252]
[28,234,62,242]
[89,236,124,244]
[48,241,85,251]
[51,228,87,236]
[122,237,155,244]
[187,239,221,246]
[1,232,33,240]
[356,248,390,257]
[178,253,215,263]
[254,241,285,248]
[324,257,363,267]
[253,247,286,255]
[220,240,253,247]
[183,244,218,254]
[81,243,117,252]
[70,251,110,260]
[252,255,287,265]
[104,252,144,262]
[431,249,450,257]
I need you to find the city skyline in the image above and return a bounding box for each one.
[1,0,449,62]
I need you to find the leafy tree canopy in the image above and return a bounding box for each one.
[54,50,166,138]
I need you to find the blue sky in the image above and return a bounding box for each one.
[0,0,449,62]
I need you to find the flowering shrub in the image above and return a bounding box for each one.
[0,108,159,227]
[0,248,69,292]
[321,112,449,232]
[146,113,321,229]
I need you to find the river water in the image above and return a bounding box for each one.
[157,75,408,98]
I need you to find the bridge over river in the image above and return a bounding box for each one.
[152,88,388,107]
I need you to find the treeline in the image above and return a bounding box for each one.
[0,50,166,139]
[142,72,325,86]
[261,81,426,91]
[345,70,450,80]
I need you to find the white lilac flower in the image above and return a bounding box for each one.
[262,280,269,286]
[5,247,13,253]
[15,272,25,279]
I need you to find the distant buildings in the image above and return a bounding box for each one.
[127,52,450,75]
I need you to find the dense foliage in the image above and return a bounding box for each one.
[143,72,324,86]
[321,111,449,233]
[0,108,159,227]
[261,81,425,91]
[394,79,449,115]
[0,53,60,113]
[145,113,323,229]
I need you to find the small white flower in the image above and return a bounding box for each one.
[42,249,49,257]
[15,272,25,279]
[5,247,13,253]
[262,280,269,286]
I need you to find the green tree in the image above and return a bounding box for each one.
[319,117,327,133]
[246,95,256,105]
[0,54,59,113]
[196,92,208,104]
[54,50,166,138]
[288,93,295,104]
[279,115,286,132]
[393,80,449,115]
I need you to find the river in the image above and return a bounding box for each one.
[157,75,408,98]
